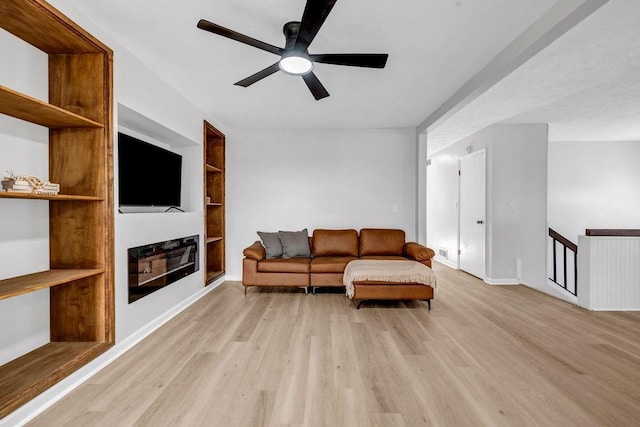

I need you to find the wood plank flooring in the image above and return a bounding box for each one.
[29,263,640,426]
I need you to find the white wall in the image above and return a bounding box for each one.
[226,128,418,280]
[491,125,548,288]
[548,140,640,244]
[416,133,428,245]
[426,149,460,268]
[0,29,51,366]
[114,81,206,340]
[426,124,549,290]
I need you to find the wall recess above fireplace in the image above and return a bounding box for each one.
[127,236,199,303]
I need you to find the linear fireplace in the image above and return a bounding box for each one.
[128,235,199,303]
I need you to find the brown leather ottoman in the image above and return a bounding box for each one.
[352,280,434,309]
[344,260,437,309]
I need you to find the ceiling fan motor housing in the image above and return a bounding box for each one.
[283,21,302,51]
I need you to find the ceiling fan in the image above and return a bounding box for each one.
[197,0,388,100]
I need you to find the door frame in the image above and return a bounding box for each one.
[458,148,486,278]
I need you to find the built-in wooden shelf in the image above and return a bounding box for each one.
[206,271,224,284]
[0,341,111,417]
[0,269,104,300]
[0,192,103,201]
[0,0,107,54]
[0,85,103,129]
[0,0,114,416]
[204,121,225,285]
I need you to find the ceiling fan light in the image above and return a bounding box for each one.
[279,55,313,75]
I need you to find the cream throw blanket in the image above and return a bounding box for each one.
[343,260,437,299]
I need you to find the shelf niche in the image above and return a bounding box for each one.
[203,121,225,285]
[0,0,114,419]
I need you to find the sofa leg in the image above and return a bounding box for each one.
[311,286,316,295]
[304,287,308,295]
[427,299,431,310]
[244,286,248,295]
[356,300,362,309]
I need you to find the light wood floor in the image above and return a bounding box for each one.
[29,263,640,426]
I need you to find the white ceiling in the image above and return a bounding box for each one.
[56,0,558,130]
[51,0,638,152]
[427,0,640,153]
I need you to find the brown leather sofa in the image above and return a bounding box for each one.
[242,228,435,293]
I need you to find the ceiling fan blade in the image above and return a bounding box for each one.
[197,19,283,56]
[302,72,330,100]
[294,0,337,52]
[310,53,388,68]
[234,63,281,87]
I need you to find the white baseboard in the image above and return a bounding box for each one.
[484,277,519,285]
[2,276,225,427]
[433,256,457,269]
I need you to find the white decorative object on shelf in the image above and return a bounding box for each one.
[2,172,60,195]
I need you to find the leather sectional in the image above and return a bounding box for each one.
[242,228,435,294]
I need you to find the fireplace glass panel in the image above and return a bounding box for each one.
[128,235,199,303]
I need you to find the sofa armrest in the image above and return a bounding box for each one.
[243,241,266,261]
[404,242,435,261]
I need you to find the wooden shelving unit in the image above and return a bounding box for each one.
[203,121,225,285]
[0,0,114,419]
[0,192,103,201]
[0,85,104,128]
[0,341,110,417]
[0,269,104,300]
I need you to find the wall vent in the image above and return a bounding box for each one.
[438,248,448,259]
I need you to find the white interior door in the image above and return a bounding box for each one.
[459,150,486,279]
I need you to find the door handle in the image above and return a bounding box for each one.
[476,220,484,224]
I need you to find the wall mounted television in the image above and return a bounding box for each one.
[118,132,182,207]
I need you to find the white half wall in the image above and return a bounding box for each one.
[578,235,640,311]
[426,124,548,291]
[548,140,640,244]
[226,128,418,280]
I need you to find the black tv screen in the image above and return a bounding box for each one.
[118,132,182,207]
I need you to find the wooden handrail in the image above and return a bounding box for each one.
[549,228,577,253]
[586,229,640,237]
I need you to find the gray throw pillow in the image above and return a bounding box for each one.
[257,231,283,259]
[279,229,311,258]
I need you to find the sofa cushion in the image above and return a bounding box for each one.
[310,256,358,273]
[312,229,358,257]
[359,228,405,256]
[257,257,310,273]
[279,229,311,258]
[257,231,283,259]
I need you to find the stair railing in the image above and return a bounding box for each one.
[548,228,578,296]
